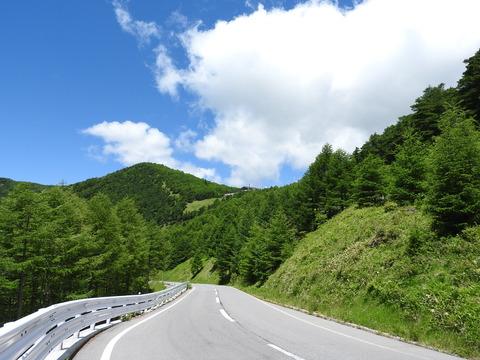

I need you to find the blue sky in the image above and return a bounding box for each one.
[1,0,479,187]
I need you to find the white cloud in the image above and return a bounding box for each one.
[154,46,183,97]
[175,129,198,152]
[83,121,219,182]
[154,0,480,186]
[113,0,160,44]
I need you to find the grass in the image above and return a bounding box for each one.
[192,258,219,284]
[184,198,218,213]
[152,258,219,284]
[148,279,166,292]
[242,206,480,359]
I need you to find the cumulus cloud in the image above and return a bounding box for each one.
[83,121,219,181]
[154,0,480,186]
[175,129,198,152]
[154,46,183,97]
[113,0,160,44]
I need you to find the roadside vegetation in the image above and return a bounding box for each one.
[248,206,480,358]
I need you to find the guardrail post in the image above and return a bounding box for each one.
[106,318,111,325]
[90,323,95,331]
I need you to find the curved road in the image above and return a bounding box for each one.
[74,285,462,360]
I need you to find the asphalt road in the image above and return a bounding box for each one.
[74,284,463,360]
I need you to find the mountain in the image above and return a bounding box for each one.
[1,163,238,225]
[0,177,47,198]
[70,163,238,224]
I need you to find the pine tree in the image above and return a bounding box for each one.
[354,155,385,207]
[458,48,480,123]
[389,130,427,205]
[86,193,121,296]
[191,252,203,277]
[239,223,265,285]
[410,84,458,141]
[0,185,43,319]
[116,198,150,293]
[426,107,480,235]
[298,144,352,230]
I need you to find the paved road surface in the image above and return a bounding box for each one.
[74,284,463,360]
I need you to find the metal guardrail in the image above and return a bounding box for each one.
[0,282,188,360]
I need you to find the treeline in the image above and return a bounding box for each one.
[0,186,156,324]
[160,48,480,285]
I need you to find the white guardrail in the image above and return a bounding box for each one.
[0,282,188,360]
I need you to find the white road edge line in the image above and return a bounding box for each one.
[268,344,305,360]
[219,308,235,322]
[100,287,195,360]
[246,293,430,360]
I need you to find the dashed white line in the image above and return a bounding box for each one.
[216,296,220,304]
[268,344,305,360]
[219,308,235,322]
[100,288,194,360]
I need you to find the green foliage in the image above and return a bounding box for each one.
[297,144,353,230]
[426,107,480,235]
[190,252,203,277]
[410,84,458,141]
[0,178,48,198]
[71,162,237,225]
[389,130,427,205]
[458,48,480,122]
[0,185,155,323]
[358,118,410,163]
[353,155,385,207]
[358,84,457,163]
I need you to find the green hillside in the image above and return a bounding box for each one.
[154,258,219,284]
[0,178,47,198]
[248,206,479,358]
[71,163,238,224]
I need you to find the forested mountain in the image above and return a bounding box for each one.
[1,163,238,225]
[70,163,238,224]
[1,48,480,356]
[0,178,47,198]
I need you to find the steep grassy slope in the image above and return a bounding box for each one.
[153,258,219,284]
[184,198,219,214]
[248,206,479,358]
[70,163,237,224]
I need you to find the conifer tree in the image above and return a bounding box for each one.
[410,84,458,141]
[458,48,480,123]
[389,130,427,205]
[191,252,203,277]
[426,107,480,235]
[354,155,385,207]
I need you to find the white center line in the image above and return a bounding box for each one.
[268,344,305,360]
[100,288,194,360]
[219,308,235,322]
